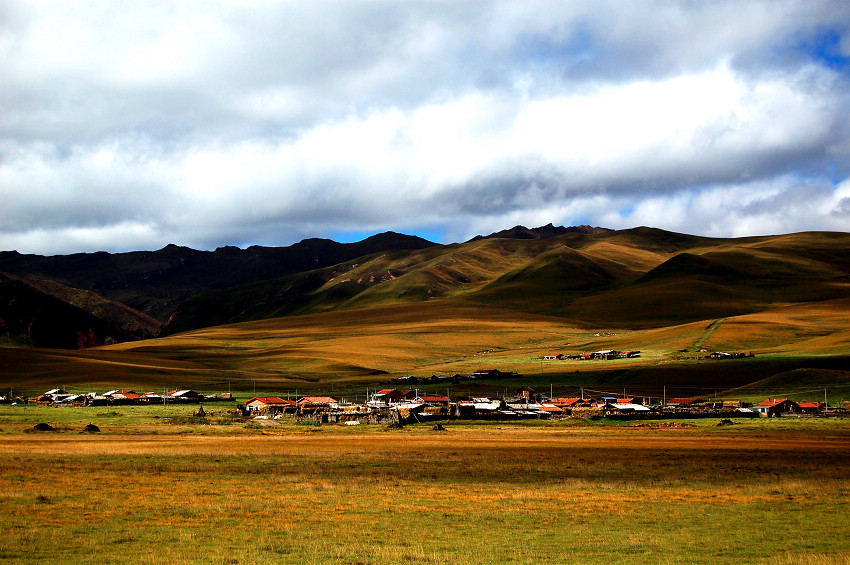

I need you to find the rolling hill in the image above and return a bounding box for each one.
[2,225,850,399]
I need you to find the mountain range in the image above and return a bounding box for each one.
[2,225,849,349]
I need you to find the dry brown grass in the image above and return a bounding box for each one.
[1,422,849,564]
[4,288,850,396]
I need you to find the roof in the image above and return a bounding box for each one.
[550,397,586,406]
[611,403,650,411]
[419,395,449,402]
[168,390,200,397]
[798,402,824,409]
[538,405,564,413]
[297,396,337,405]
[668,397,700,405]
[245,396,292,405]
[757,398,791,407]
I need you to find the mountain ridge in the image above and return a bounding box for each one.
[3,225,850,347]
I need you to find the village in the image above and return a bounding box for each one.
[9,380,843,427]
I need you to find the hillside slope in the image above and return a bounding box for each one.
[0,274,159,348]
[167,227,850,333]
[3,227,850,340]
[0,232,436,321]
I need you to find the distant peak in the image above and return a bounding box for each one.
[469,224,612,242]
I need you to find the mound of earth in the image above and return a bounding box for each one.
[33,423,55,431]
[83,423,100,432]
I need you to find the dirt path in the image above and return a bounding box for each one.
[692,317,725,352]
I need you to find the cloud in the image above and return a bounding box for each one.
[2,1,850,253]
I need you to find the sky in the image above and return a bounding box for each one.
[2,0,850,255]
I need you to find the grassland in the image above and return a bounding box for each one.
[3,297,850,404]
[0,408,848,565]
[3,229,850,562]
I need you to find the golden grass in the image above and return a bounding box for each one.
[1,421,849,564]
[4,291,850,396]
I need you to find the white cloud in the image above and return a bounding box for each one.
[2,0,850,254]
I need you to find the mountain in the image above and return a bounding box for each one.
[0,232,436,322]
[469,223,612,241]
[3,226,850,344]
[0,274,159,348]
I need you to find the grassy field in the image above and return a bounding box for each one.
[0,409,848,564]
[3,297,850,403]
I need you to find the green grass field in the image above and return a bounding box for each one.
[0,410,848,564]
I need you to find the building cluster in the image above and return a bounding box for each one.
[390,369,520,385]
[8,387,840,425]
[543,350,753,361]
[240,387,840,425]
[23,388,228,406]
[550,350,643,361]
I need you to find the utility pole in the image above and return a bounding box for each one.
[663,385,666,407]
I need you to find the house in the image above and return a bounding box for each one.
[617,397,645,405]
[617,351,641,358]
[592,350,618,360]
[515,386,535,402]
[549,397,592,408]
[392,375,419,384]
[142,392,163,403]
[472,369,501,379]
[244,396,296,416]
[454,398,501,418]
[370,389,416,405]
[297,397,338,409]
[755,398,800,417]
[798,401,826,414]
[55,394,86,406]
[605,403,651,415]
[543,354,563,361]
[107,390,141,404]
[168,390,203,402]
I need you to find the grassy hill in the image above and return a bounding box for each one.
[2,227,850,400]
